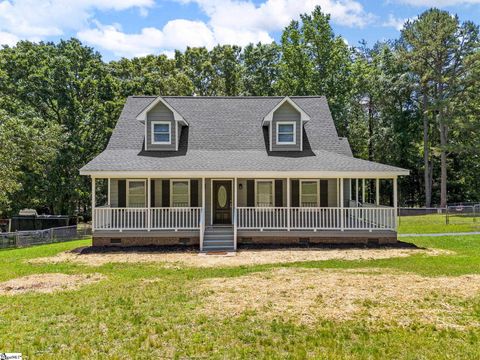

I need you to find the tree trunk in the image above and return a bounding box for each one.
[422,93,432,207]
[368,98,375,203]
[440,122,448,207]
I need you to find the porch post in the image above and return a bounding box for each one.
[362,178,365,203]
[340,178,344,231]
[147,177,151,231]
[337,178,340,206]
[234,177,238,250]
[107,178,111,206]
[393,177,398,230]
[355,178,359,205]
[376,178,380,206]
[287,177,290,231]
[201,177,205,251]
[91,176,96,230]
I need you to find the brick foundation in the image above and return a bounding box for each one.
[93,233,397,247]
[238,236,397,245]
[93,236,199,247]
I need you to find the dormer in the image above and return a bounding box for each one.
[136,97,188,151]
[262,97,310,151]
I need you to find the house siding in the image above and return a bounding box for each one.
[110,179,118,207]
[328,179,338,207]
[271,102,302,151]
[146,102,176,151]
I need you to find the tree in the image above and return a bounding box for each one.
[0,110,61,215]
[277,6,353,135]
[400,9,479,207]
[242,43,280,96]
[0,39,121,214]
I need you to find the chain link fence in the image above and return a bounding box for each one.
[446,205,480,224]
[0,225,91,249]
[398,204,480,227]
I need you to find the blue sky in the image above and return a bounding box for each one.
[0,0,479,61]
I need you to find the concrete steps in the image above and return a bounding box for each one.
[202,226,235,252]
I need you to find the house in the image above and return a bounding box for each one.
[80,96,409,251]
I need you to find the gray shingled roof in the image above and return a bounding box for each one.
[81,96,408,174]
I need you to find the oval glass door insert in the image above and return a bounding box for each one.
[218,186,227,208]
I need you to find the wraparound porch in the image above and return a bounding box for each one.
[91,175,399,251]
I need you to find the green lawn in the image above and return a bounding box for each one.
[1,236,480,359]
[398,213,480,234]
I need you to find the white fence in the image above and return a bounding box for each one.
[237,207,396,231]
[93,207,202,230]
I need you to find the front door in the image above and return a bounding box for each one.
[213,180,232,224]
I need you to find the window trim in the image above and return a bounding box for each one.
[151,121,171,145]
[126,179,147,208]
[299,179,320,207]
[254,179,275,207]
[170,179,190,207]
[276,121,296,145]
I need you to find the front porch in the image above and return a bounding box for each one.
[91,176,398,250]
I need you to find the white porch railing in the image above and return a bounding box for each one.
[237,207,289,229]
[93,207,202,230]
[236,207,396,231]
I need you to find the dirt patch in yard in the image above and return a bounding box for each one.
[195,268,480,329]
[29,246,451,268]
[0,273,105,295]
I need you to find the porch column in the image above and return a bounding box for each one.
[362,178,365,203]
[340,178,344,231]
[355,178,359,205]
[337,178,340,206]
[376,178,380,206]
[287,177,290,231]
[91,176,96,230]
[234,177,238,250]
[201,177,205,251]
[393,177,398,230]
[147,177,151,231]
[107,178,111,206]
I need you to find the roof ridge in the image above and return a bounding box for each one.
[129,95,326,99]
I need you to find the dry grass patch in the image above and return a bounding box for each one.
[196,268,480,329]
[29,247,450,268]
[0,273,105,295]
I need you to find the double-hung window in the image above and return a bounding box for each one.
[276,121,296,145]
[300,180,319,207]
[127,180,146,207]
[152,121,171,144]
[256,180,274,207]
[171,180,190,207]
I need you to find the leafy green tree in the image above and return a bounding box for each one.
[242,43,280,96]
[0,39,121,214]
[0,110,61,215]
[400,8,479,207]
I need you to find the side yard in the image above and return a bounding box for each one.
[1,235,480,359]
[398,213,480,234]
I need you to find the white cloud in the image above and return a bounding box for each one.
[182,0,375,30]
[382,14,410,31]
[78,20,216,58]
[0,0,153,39]
[396,0,480,5]
[0,0,374,58]
[77,0,373,58]
[0,31,19,46]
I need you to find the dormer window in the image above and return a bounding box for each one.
[277,121,296,145]
[152,121,171,144]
